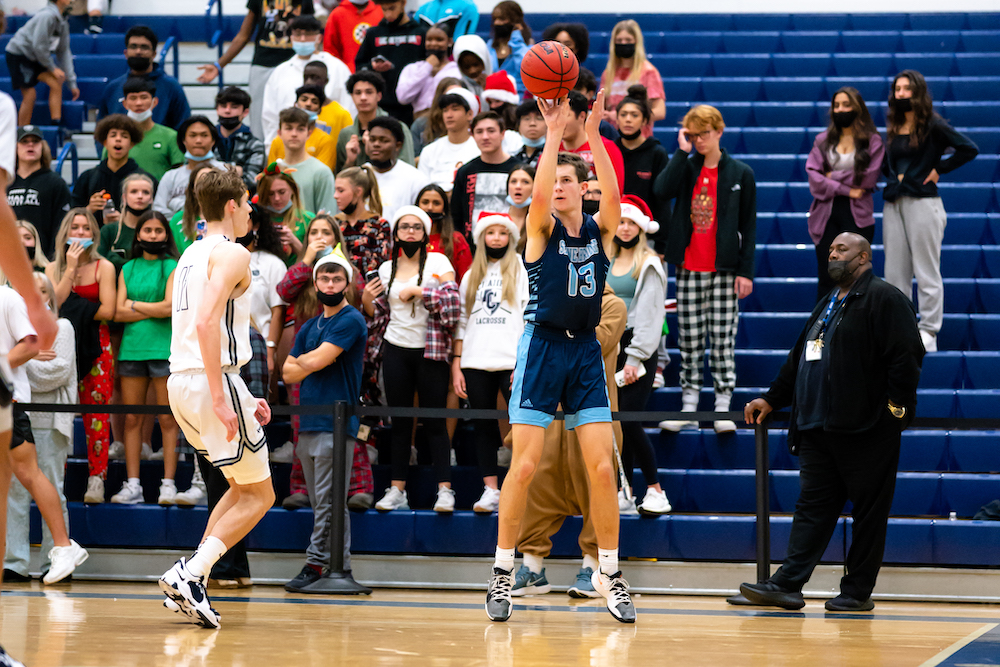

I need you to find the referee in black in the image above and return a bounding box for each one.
[740,231,924,612]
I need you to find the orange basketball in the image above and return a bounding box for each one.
[520,41,580,99]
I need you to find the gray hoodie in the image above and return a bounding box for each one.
[452,34,492,100]
[623,255,667,368]
[4,3,76,89]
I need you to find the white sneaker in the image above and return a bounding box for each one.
[111,481,144,504]
[661,388,699,432]
[920,330,938,353]
[473,486,501,513]
[713,393,737,433]
[638,487,672,515]
[43,540,89,584]
[108,441,125,460]
[83,476,104,504]
[269,440,294,463]
[158,480,178,505]
[158,558,220,629]
[375,487,409,511]
[148,446,164,461]
[140,442,154,460]
[173,484,206,506]
[618,489,639,515]
[652,371,665,389]
[497,446,511,468]
[591,570,637,623]
[433,486,456,512]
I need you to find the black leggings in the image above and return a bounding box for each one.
[616,348,659,491]
[815,196,876,302]
[383,343,451,483]
[463,368,512,479]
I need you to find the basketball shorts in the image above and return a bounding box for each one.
[5,52,45,90]
[0,403,10,434]
[168,371,270,485]
[10,404,34,450]
[509,323,611,430]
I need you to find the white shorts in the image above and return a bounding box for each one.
[167,372,270,485]
[0,403,10,433]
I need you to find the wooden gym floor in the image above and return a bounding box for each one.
[1,582,998,666]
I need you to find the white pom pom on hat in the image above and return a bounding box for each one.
[620,194,659,236]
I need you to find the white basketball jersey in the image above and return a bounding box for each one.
[169,235,253,373]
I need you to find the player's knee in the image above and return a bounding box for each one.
[591,460,616,488]
[510,458,537,485]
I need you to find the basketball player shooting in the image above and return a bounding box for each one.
[486,89,635,624]
[159,167,275,629]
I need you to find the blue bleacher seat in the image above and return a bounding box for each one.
[898,431,949,471]
[782,31,842,53]
[672,15,722,31]
[721,31,782,54]
[832,53,896,77]
[791,14,851,31]
[954,53,1000,77]
[707,102,754,127]
[73,56,128,79]
[763,77,827,102]
[960,30,1000,52]
[950,432,1000,472]
[943,214,995,244]
[771,54,832,77]
[964,352,1000,389]
[893,53,956,77]
[752,102,821,127]
[953,155,999,182]
[954,127,1000,152]
[849,15,909,31]
[908,14,969,31]
[732,16,791,31]
[702,77,762,102]
[650,54,713,77]
[737,154,802,181]
[902,30,963,52]
[938,184,996,214]
[825,77,888,103]
[711,54,772,77]
[740,128,809,154]
[840,31,903,53]
[663,32,723,54]
[920,352,965,388]
[660,78,703,103]
[744,278,817,312]
[970,315,1000,349]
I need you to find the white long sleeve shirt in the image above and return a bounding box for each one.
[456,257,529,371]
[260,52,355,148]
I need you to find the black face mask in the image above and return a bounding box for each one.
[127,56,151,72]
[614,43,636,59]
[427,211,445,224]
[343,199,358,215]
[832,110,858,129]
[397,239,424,258]
[25,246,36,260]
[493,23,514,40]
[827,252,860,284]
[316,289,346,307]
[427,48,449,62]
[126,204,151,217]
[893,97,913,113]
[386,12,405,26]
[582,199,600,216]
[369,157,394,171]
[485,244,508,260]
[619,128,643,141]
[614,235,640,249]
[138,239,168,255]
[218,115,243,131]
[235,230,257,248]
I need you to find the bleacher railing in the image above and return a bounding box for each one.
[55,142,79,187]
[206,0,225,88]
[159,35,180,82]
[18,400,1000,595]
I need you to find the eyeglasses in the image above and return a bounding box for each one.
[688,130,713,141]
[397,224,424,233]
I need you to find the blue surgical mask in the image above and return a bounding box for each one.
[292,41,317,57]
[184,151,214,162]
[520,134,545,148]
[316,246,333,259]
[268,200,293,215]
[505,194,531,209]
[67,237,94,249]
[307,111,319,123]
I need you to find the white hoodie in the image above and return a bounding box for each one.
[456,257,529,371]
[452,34,493,101]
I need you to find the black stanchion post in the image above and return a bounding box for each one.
[754,417,771,584]
[299,401,372,595]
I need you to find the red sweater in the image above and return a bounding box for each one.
[429,231,472,282]
[560,136,626,196]
[323,1,383,73]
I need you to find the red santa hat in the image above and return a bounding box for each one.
[473,211,520,247]
[620,195,659,235]
[482,71,519,106]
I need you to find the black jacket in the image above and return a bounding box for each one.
[617,136,671,252]
[6,167,71,256]
[761,270,924,454]
[354,18,427,125]
[653,148,757,278]
[71,159,155,226]
[882,116,979,202]
[58,292,102,382]
[215,124,265,194]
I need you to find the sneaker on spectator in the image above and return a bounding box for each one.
[920,330,937,353]
[83,476,104,504]
[652,370,665,389]
[43,540,89,584]
[433,486,455,512]
[282,492,310,510]
[618,489,638,515]
[375,487,409,511]
[148,444,164,461]
[510,565,550,597]
[108,441,125,460]
[270,441,294,464]
[2,569,30,583]
[140,442,154,460]
[284,564,323,592]
[567,567,601,598]
[111,480,144,505]
[347,493,374,511]
[638,487,672,515]
[174,484,206,507]
[158,479,177,505]
[473,486,501,513]
[497,446,511,468]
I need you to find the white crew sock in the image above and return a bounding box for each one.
[715,393,732,413]
[598,548,619,576]
[522,553,544,574]
[127,477,140,487]
[187,536,228,578]
[582,554,599,572]
[680,387,699,412]
[494,547,515,573]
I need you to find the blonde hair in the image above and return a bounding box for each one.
[110,172,157,247]
[33,272,57,315]
[336,166,384,219]
[463,229,520,316]
[603,20,649,89]
[682,105,726,132]
[51,208,104,283]
[611,226,654,279]
[17,221,50,271]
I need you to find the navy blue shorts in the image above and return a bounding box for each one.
[509,323,611,430]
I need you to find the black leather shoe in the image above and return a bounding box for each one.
[739,581,806,610]
[2,569,30,583]
[825,594,875,611]
[284,565,323,592]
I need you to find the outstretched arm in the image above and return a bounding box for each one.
[587,89,621,245]
[526,97,573,259]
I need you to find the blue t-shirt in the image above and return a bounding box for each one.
[290,305,367,436]
[524,214,609,334]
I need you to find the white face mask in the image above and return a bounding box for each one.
[127,108,153,123]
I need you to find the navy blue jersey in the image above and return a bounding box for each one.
[524,214,609,333]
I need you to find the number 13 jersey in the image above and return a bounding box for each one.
[523,214,609,334]
[170,235,254,374]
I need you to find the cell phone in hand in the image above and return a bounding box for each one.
[365,269,380,283]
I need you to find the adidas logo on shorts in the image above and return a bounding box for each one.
[521,399,533,408]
